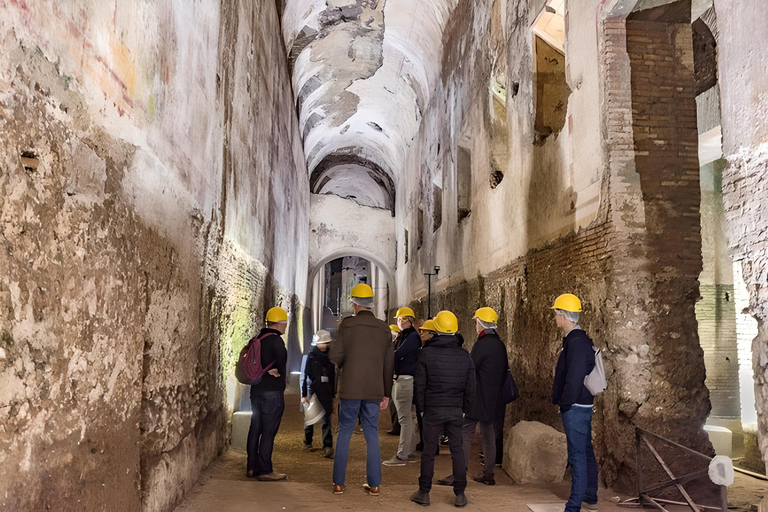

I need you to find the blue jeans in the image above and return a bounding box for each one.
[247,391,285,475]
[333,399,382,487]
[561,407,598,512]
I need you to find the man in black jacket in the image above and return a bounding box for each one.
[551,294,598,512]
[246,307,289,481]
[439,307,507,487]
[411,311,475,508]
[384,307,422,466]
[301,330,336,458]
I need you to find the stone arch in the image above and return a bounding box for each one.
[307,246,397,308]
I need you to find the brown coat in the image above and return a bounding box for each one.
[330,310,395,400]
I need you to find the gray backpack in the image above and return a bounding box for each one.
[584,347,606,395]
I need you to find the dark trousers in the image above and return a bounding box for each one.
[462,418,496,478]
[494,404,506,465]
[304,397,333,448]
[419,409,466,495]
[246,391,285,476]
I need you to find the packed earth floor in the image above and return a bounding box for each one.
[175,384,768,512]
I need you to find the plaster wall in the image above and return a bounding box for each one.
[0,1,309,511]
[395,0,713,490]
[308,194,396,275]
[714,0,768,470]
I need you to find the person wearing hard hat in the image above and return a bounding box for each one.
[410,311,475,508]
[551,294,598,512]
[387,324,402,437]
[418,319,437,345]
[246,307,289,481]
[329,284,395,496]
[414,318,437,452]
[383,307,422,467]
[301,330,337,458]
[438,307,507,487]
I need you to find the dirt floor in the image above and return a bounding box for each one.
[175,386,768,512]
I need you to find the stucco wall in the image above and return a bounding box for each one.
[714,0,768,471]
[0,1,308,511]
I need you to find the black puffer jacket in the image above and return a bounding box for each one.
[414,335,476,413]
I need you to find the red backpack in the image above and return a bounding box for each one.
[235,334,275,386]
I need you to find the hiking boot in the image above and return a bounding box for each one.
[437,475,455,486]
[333,484,345,495]
[382,456,407,467]
[363,484,381,496]
[473,474,495,485]
[410,490,430,506]
[256,472,287,481]
[582,502,598,511]
[455,493,468,507]
[323,446,334,459]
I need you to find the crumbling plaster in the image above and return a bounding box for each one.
[308,194,396,278]
[0,1,308,511]
[714,0,768,470]
[283,0,460,209]
[390,0,713,491]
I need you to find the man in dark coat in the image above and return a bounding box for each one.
[551,293,598,512]
[301,330,336,458]
[440,307,507,486]
[246,307,289,481]
[410,311,475,508]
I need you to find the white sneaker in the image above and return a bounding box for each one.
[382,456,407,467]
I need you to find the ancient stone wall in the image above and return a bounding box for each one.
[0,1,308,511]
[715,0,768,471]
[396,0,713,490]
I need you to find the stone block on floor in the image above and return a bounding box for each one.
[503,420,568,484]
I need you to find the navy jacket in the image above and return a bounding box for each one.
[466,330,508,422]
[250,328,287,395]
[552,329,596,411]
[414,335,476,414]
[394,327,421,376]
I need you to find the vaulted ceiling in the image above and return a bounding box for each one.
[282,0,458,210]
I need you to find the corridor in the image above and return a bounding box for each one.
[2,0,768,511]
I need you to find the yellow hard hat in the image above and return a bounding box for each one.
[396,307,415,319]
[389,324,401,333]
[350,283,374,298]
[551,294,582,313]
[265,306,288,323]
[419,319,437,332]
[433,310,458,334]
[473,307,498,324]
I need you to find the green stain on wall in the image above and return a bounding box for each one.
[149,94,155,120]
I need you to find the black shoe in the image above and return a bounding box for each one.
[410,490,430,506]
[455,493,467,507]
[415,442,424,452]
[437,475,455,486]
[473,474,495,485]
[439,435,449,446]
[387,429,401,436]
